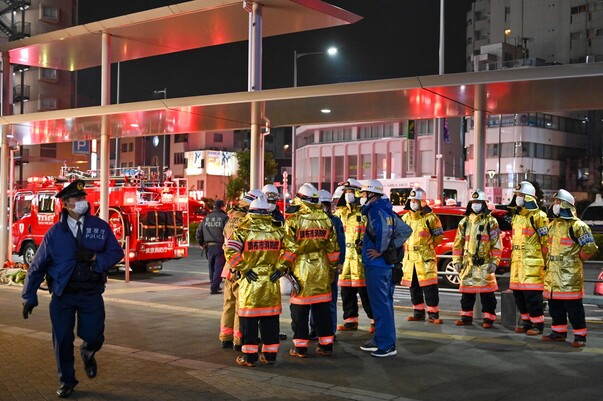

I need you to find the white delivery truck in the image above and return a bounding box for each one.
[361,176,470,212]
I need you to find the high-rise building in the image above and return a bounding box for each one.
[464,0,603,203]
[1,0,79,187]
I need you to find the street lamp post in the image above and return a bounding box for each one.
[292,47,337,193]
[153,88,168,179]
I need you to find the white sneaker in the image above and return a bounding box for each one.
[371,347,397,357]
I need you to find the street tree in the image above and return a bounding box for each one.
[226,150,278,200]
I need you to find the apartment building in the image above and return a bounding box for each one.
[1,1,77,185]
[465,0,603,202]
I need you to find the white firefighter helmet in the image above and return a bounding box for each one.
[343,178,362,190]
[261,184,279,202]
[469,189,487,202]
[319,189,332,204]
[553,189,575,206]
[333,185,344,200]
[514,181,536,197]
[360,179,385,195]
[243,188,265,203]
[445,198,458,206]
[248,198,271,214]
[297,183,319,204]
[408,187,427,201]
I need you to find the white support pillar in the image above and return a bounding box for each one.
[99,32,111,222]
[247,1,263,190]
[0,52,11,264]
[474,84,487,190]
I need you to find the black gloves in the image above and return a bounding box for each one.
[244,270,259,283]
[269,270,282,283]
[22,302,35,319]
[75,248,95,262]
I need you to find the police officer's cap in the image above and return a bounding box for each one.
[56,180,87,200]
[214,199,226,210]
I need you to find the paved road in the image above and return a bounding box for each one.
[1,248,602,400]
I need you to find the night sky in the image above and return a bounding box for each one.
[77,0,474,106]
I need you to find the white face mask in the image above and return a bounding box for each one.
[72,200,88,215]
[552,204,561,216]
[345,192,356,204]
[267,203,276,212]
[471,203,483,213]
[359,197,367,206]
[410,201,421,211]
[515,196,525,207]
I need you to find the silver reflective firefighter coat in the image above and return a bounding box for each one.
[335,203,366,287]
[452,212,501,293]
[279,201,339,305]
[510,208,549,291]
[545,216,598,300]
[401,208,443,287]
[224,214,284,317]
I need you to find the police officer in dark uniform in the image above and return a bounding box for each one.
[21,180,124,398]
[196,199,229,294]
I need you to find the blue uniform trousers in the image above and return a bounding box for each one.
[365,265,396,350]
[49,289,105,386]
[207,245,225,292]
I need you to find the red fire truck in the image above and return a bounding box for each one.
[11,166,189,272]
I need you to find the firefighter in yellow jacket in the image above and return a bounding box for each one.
[509,181,549,335]
[223,198,285,367]
[542,189,598,348]
[219,189,264,351]
[401,188,444,323]
[452,189,502,329]
[335,179,374,332]
[280,183,340,358]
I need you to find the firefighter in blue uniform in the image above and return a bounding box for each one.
[21,180,124,398]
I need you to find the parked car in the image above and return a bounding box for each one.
[399,206,513,288]
[580,194,603,234]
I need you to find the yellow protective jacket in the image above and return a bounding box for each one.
[223,214,285,317]
[335,203,366,287]
[401,207,444,287]
[544,217,598,300]
[221,207,247,280]
[279,201,340,305]
[509,207,549,291]
[452,212,502,293]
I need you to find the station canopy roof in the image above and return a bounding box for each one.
[1,1,603,146]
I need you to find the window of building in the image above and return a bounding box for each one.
[571,5,587,15]
[213,133,223,143]
[40,143,56,158]
[121,143,128,153]
[570,31,582,41]
[38,95,58,110]
[348,155,358,176]
[174,134,188,143]
[39,4,60,22]
[128,142,133,152]
[416,119,433,135]
[39,68,58,82]
[174,152,185,165]
[197,180,204,191]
